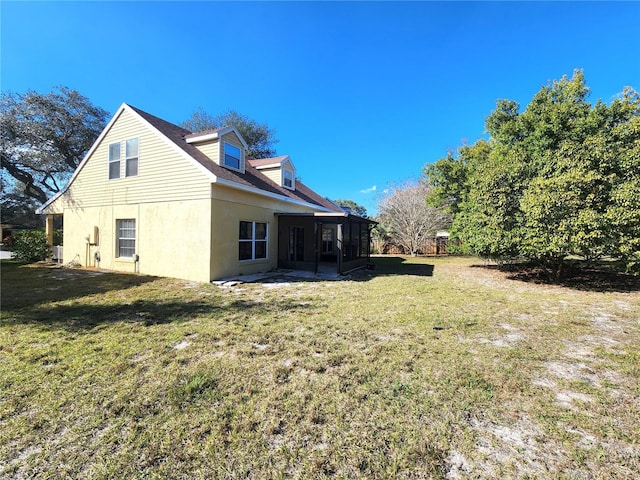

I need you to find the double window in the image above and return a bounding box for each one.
[224,142,241,170]
[322,227,334,254]
[239,221,267,261]
[117,219,136,258]
[109,138,138,179]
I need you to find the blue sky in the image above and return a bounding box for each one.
[2,1,639,215]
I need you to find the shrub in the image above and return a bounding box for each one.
[12,230,51,262]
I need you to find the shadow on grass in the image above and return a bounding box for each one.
[1,260,157,310]
[6,297,317,331]
[367,256,435,278]
[473,261,640,293]
[1,261,320,330]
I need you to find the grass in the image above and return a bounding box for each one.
[1,256,639,479]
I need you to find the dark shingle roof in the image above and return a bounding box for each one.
[129,105,342,213]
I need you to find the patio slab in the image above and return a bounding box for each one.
[212,269,342,286]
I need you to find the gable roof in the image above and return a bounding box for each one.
[128,105,340,212]
[38,103,342,214]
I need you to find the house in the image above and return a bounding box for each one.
[37,104,374,282]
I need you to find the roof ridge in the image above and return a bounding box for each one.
[127,104,192,135]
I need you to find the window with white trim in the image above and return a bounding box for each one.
[109,142,121,179]
[239,221,267,261]
[283,169,295,189]
[125,138,139,177]
[322,227,334,253]
[116,219,136,258]
[224,142,241,169]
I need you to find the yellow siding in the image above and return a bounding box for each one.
[49,108,212,212]
[220,131,244,151]
[254,160,295,188]
[260,167,281,186]
[193,141,219,164]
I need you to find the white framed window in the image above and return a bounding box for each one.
[224,142,241,170]
[322,227,334,253]
[283,169,295,189]
[125,138,139,177]
[116,219,136,258]
[109,142,121,179]
[239,221,267,261]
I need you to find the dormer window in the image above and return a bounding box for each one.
[186,127,247,173]
[283,169,295,190]
[247,156,297,190]
[224,142,241,170]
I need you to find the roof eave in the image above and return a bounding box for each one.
[186,126,249,150]
[185,132,220,143]
[214,177,334,213]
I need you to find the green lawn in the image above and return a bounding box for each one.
[1,257,638,479]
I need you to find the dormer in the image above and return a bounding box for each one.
[248,156,296,190]
[185,126,248,173]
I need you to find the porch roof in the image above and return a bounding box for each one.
[275,212,377,224]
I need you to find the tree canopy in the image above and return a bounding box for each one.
[425,70,640,273]
[1,86,109,204]
[332,199,368,218]
[181,108,278,160]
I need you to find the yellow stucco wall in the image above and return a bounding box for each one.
[61,199,212,282]
[209,183,324,279]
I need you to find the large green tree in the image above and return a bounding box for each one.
[1,86,109,204]
[181,108,278,159]
[425,70,640,273]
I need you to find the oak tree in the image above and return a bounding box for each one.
[181,108,278,159]
[1,86,109,204]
